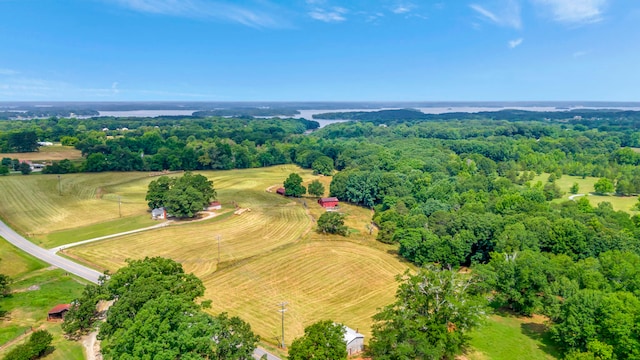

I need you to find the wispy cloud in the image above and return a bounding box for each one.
[0,68,19,76]
[110,0,284,28]
[573,50,589,57]
[308,6,347,22]
[470,1,522,29]
[534,0,608,24]
[392,3,414,14]
[508,38,523,48]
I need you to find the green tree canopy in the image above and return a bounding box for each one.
[317,212,348,236]
[3,329,53,360]
[284,173,306,197]
[64,257,258,359]
[288,320,347,360]
[311,156,334,176]
[369,266,486,359]
[307,179,325,197]
[144,172,216,218]
[594,178,614,195]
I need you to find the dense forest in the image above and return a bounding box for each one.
[2,110,640,358]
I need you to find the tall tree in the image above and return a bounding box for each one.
[288,320,347,360]
[317,212,348,236]
[369,266,486,359]
[594,178,614,195]
[64,257,259,359]
[144,172,216,218]
[284,173,306,197]
[307,179,325,197]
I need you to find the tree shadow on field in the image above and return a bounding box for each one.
[520,322,563,358]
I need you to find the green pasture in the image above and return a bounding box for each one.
[0,239,86,359]
[468,314,561,360]
[34,214,156,249]
[530,173,638,213]
[0,239,46,278]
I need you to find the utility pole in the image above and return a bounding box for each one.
[57,175,61,196]
[216,235,221,263]
[118,196,122,218]
[278,302,288,348]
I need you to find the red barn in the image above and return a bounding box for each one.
[318,197,339,209]
[276,187,286,195]
[47,304,71,321]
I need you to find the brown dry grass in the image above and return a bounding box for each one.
[64,166,409,346]
[0,146,82,162]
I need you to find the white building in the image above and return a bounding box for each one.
[344,326,364,355]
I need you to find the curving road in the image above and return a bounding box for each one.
[0,218,281,359]
[0,219,103,283]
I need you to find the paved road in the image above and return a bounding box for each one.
[0,219,103,283]
[49,221,170,253]
[568,193,585,201]
[0,218,281,360]
[253,347,281,360]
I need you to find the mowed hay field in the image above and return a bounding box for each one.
[64,166,410,346]
[67,165,315,276]
[0,145,83,162]
[201,240,408,344]
[0,172,152,238]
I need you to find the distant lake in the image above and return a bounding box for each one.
[98,110,196,117]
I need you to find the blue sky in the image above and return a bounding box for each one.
[0,0,638,101]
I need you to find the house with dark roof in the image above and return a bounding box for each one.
[47,304,71,321]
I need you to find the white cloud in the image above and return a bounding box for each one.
[508,38,523,48]
[109,0,284,28]
[392,3,414,14]
[308,6,347,22]
[573,50,589,57]
[0,68,19,76]
[470,1,522,29]
[533,0,608,24]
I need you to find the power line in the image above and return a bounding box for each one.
[278,302,288,349]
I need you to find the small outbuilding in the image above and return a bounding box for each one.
[276,187,286,196]
[207,201,222,210]
[318,197,339,209]
[344,326,365,355]
[151,207,167,220]
[47,304,71,321]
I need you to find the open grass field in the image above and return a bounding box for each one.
[0,172,152,237]
[63,166,409,347]
[4,165,565,355]
[0,240,86,359]
[531,173,639,213]
[0,238,46,278]
[35,214,156,249]
[66,166,316,276]
[201,240,409,344]
[468,314,561,360]
[0,145,82,162]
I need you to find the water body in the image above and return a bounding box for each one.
[98,110,197,117]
